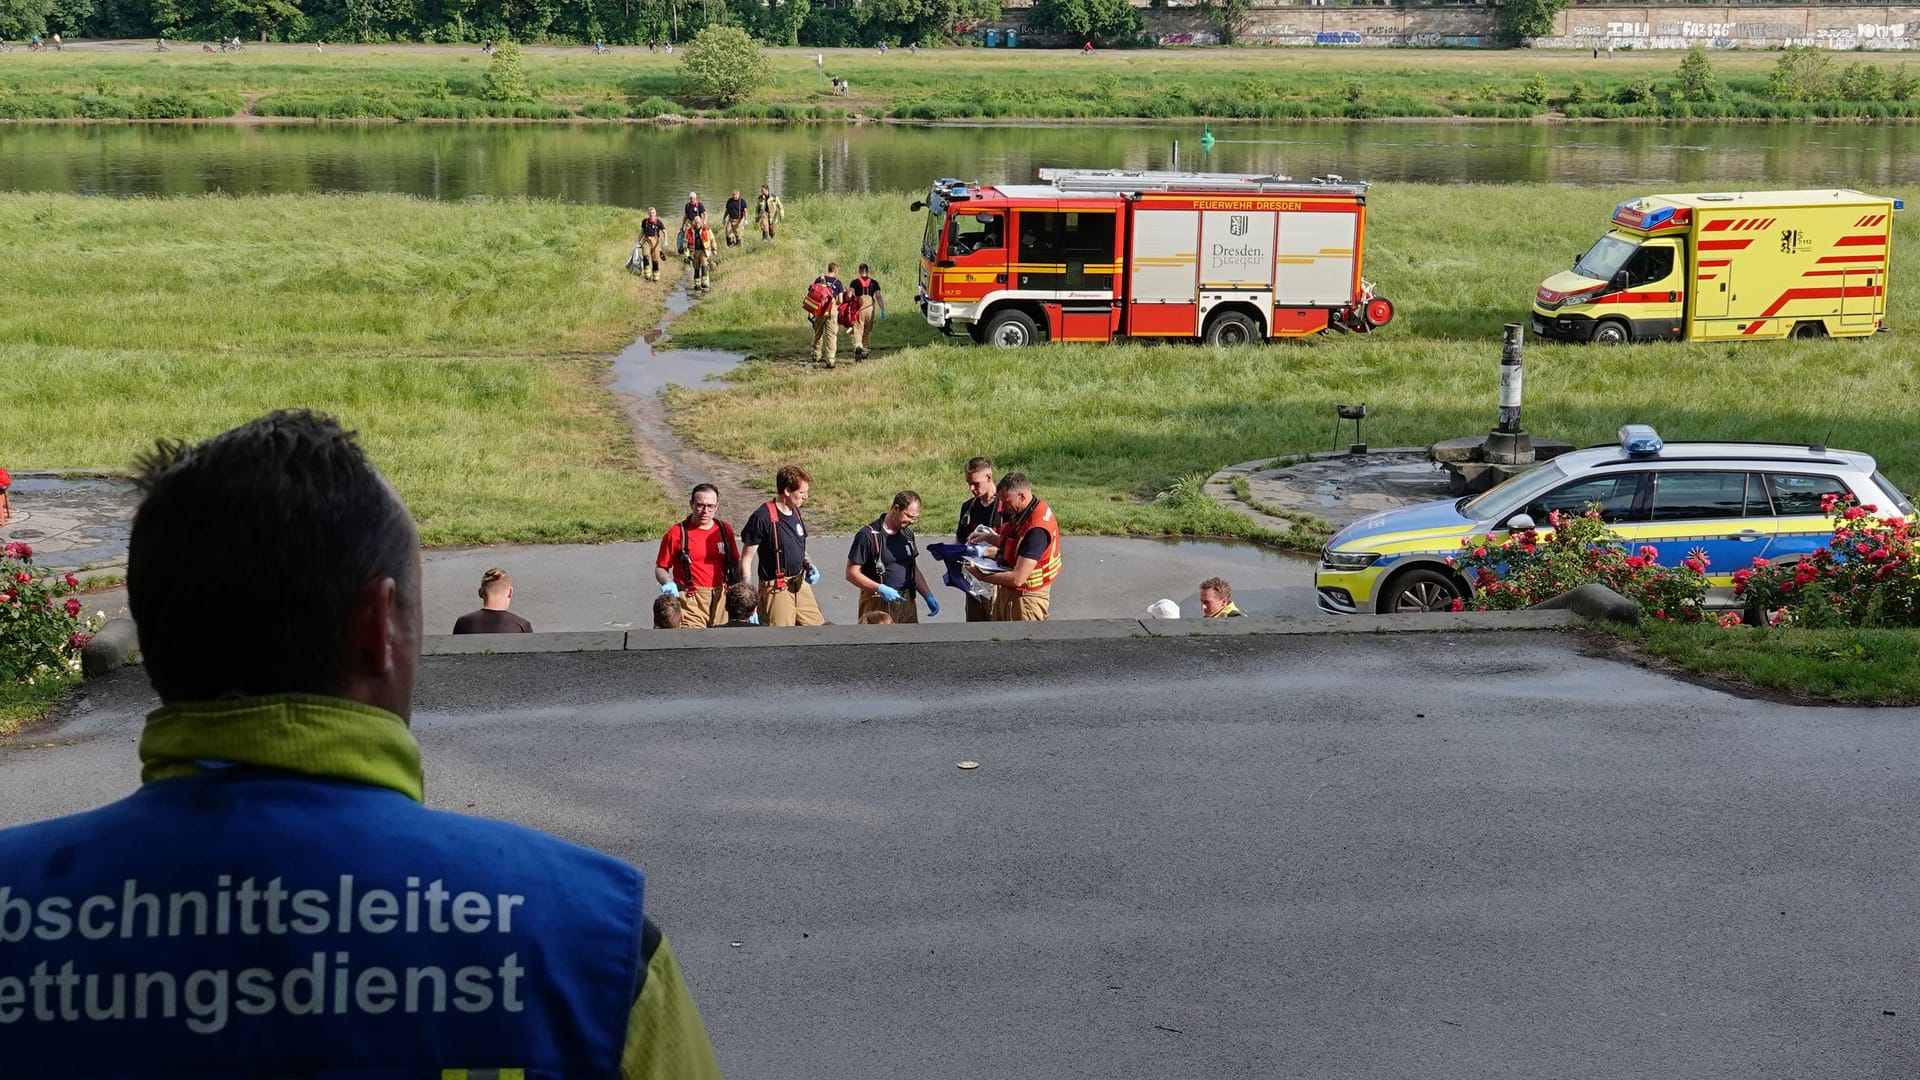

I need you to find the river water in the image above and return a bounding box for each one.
[4,120,1916,204]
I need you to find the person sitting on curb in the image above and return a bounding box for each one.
[858,610,894,625]
[720,582,760,627]
[1199,577,1245,618]
[452,566,532,634]
[654,594,684,629]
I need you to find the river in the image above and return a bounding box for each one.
[3,120,1916,204]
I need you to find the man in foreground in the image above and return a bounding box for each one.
[452,566,533,634]
[656,483,740,629]
[0,411,722,1077]
[846,490,937,625]
[741,464,824,626]
[1199,577,1245,618]
[955,456,1002,622]
[967,472,1061,622]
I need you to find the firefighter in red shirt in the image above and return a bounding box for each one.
[966,472,1061,621]
[654,483,741,628]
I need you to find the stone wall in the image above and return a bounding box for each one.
[992,4,1920,49]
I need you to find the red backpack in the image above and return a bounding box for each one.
[802,279,833,317]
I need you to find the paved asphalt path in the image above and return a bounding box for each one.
[6,631,1918,1078]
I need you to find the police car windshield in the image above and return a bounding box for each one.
[1574,234,1639,282]
[1460,459,1570,518]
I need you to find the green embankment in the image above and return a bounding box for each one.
[3,46,1918,121]
[1,192,675,545]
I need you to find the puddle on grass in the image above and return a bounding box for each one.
[609,283,747,398]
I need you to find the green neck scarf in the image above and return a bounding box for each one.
[140,694,424,803]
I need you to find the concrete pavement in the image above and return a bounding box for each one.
[7,632,1917,1079]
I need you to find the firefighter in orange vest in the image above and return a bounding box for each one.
[965,471,1060,621]
[687,213,717,292]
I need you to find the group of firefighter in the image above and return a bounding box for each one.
[653,457,1062,630]
[632,185,784,290]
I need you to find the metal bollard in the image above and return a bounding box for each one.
[1497,322,1523,435]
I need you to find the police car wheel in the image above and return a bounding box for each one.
[984,310,1039,348]
[1204,311,1258,347]
[1381,568,1463,614]
[1590,319,1632,346]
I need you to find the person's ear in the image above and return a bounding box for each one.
[352,577,400,678]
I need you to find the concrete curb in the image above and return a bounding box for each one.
[81,618,139,677]
[417,609,1578,654]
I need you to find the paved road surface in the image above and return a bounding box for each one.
[6,632,1917,1078]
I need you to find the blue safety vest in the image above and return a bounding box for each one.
[0,773,644,1078]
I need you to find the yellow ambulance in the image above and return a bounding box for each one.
[1533,190,1901,345]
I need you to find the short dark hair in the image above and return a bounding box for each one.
[858,263,870,274]
[776,464,812,495]
[1200,577,1231,600]
[653,594,682,628]
[891,490,921,512]
[1000,472,1032,495]
[726,582,759,620]
[689,483,718,504]
[964,456,993,478]
[129,410,417,704]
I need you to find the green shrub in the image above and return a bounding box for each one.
[631,95,680,117]
[1675,44,1722,102]
[1614,77,1657,104]
[579,100,627,118]
[1839,61,1892,102]
[79,94,136,119]
[678,25,772,107]
[1519,72,1550,109]
[1565,81,1589,105]
[483,40,532,101]
[1766,44,1835,101]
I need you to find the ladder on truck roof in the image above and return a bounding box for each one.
[1036,168,1370,197]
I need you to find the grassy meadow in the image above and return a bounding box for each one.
[4,45,1919,120]
[667,185,1920,543]
[2,192,676,544]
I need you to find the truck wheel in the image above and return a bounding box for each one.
[1379,568,1464,614]
[1790,321,1825,340]
[1363,297,1395,328]
[983,309,1039,348]
[1204,311,1259,346]
[1590,319,1632,346]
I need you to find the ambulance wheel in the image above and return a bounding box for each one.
[1590,318,1632,346]
[1379,568,1464,614]
[983,309,1040,348]
[1790,321,1826,340]
[1203,310,1259,347]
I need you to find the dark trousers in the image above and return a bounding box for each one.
[964,594,993,622]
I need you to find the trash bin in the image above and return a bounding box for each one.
[1005,28,1017,47]
[985,28,999,47]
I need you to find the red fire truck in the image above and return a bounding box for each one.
[913,169,1394,347]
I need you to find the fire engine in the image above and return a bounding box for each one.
[912,169,1395,347]
[1534,189,1903,344]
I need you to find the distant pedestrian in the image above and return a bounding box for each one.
[655,483,741,629]
[688,213,716,292]
[955,455,1002,622]
[847,262,887,361]
[756,185,784,239]
[653,594,684,629]
[638,206,667,281]
[452,567,533,634]
[723,189,748,247]
[967,472,1061,622]
[1608,41,1615,58]
[809,261,845,367]
[741,464,824,627]
[847,490,938,625]
[720,582,760,627]
[1198,577,1244,618]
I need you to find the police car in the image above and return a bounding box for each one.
[1316,426,1915,615]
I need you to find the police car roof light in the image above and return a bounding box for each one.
[1618,424,1663,457]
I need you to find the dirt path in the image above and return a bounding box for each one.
[604,282,764,513]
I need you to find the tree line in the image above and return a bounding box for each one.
[0,0,1001,49]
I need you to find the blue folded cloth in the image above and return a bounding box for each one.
[927,542,989,598]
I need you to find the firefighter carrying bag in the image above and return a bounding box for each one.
[802,280,833,318]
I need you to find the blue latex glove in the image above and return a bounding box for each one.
[876,584,903,603]
[804,563,821,586]
[880,310,888,319]
[748,612,759,625]
[924,593,940,618]
[968,544,988,558]
[659,581,680,597]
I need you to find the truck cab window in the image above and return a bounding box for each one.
[1623,245,1676,287]
[949,213,1003,256]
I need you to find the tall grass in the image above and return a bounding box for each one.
[4,46,1917,121]
[668,186,1920,543]
[3,192,676,544]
